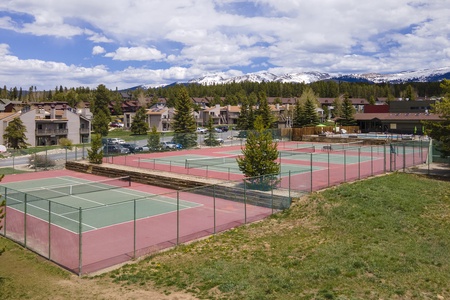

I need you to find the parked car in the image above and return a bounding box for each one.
[135,145,150,152]
[160,141,182,150]
[217,126,229,132]
[214,128,223,133]
[107,138,125,144]
[196,127,208,134]
[216,138,224,144]
[102,145,130,154]
[121,143,138,153]
[109,122,124,128]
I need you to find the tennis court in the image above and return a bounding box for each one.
[1,176,201,233]
[104,139,430,191]
[1,170,279,274]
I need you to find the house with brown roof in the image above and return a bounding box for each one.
[355,99,441,134]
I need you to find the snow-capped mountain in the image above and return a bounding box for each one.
[334,66,450,83]
[187,71,331,85]
[140,67,450,89]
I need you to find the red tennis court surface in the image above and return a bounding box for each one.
[1,169,282,274]
[104,140,429,192]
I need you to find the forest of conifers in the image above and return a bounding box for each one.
[0,80,445,108]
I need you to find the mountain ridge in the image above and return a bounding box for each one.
[141,67,450,89]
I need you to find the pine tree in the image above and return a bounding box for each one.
[87,134,103,164]
[237,116,280,190]
[92,109,110,137]
[257,91,274,129]
[293,100,306,128]
[172,87,197,148]
[332,96,343,118]
[147,126,161,151]
[204,117,220,146]
[237,97,249,130]
[92,84,112,136]
[300,87,320,126]
[3,117,30,150]
[340,94,356,126]
[423,79,450,156]
[131,106,149,135]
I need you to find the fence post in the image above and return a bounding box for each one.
[358,148,361,180]
[327,150,330,187]
[133,199,136,259]
[24,194,27,247]
[310,153,313,192]
[213,185,216,234]
[48,201,51,260]
[271,184,274,214]
[176,191,180,245]
[403,143,406,171]
[244,180,247,224]
[344,150,347,182]
[369,146,372,176]
[288,170,291,199]
[3,188,7,236]
[78,207,82,277]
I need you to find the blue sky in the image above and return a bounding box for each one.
[0,0,449,90]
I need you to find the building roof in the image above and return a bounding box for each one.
[0,112,16,120]
[354,112,442,121]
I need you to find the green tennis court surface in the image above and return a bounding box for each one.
[1,176,201,233]
[144,154,321,174]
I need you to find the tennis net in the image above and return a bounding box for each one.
[279,145,315,157]
[16,176,131,201]
[185,155,241,169]
[321,140,364,151]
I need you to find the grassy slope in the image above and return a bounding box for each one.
[1,173,449,299]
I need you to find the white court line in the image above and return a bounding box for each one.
[6,197,97,231]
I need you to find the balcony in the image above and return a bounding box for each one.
[80,128,90,134]
[35,128,68,136]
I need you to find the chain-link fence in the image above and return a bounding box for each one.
[0,173,291,275]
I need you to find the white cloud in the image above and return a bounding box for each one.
[0,0,449,88]
[105,47,166,61]
[92,46,105,55]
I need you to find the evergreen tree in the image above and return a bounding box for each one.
[403,85,417,101]
[3,117,30,150]
[237,97,249,130]
[131,106,149,135]
[257,91,274,128]
[204,117,220,146]
[340,94,356,126]
[423,79,450,156]
[147,126,161,151]
[332,96,343,118]
[293,100,306,128]
[172,87,197,149]
[92,109,110,137]
[92,84,112,136]
[237,116,280,189]
[300,87,320,126]
[87,134,103,164]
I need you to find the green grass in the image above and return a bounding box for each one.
[107,173,450,299]
[1,173,449,299]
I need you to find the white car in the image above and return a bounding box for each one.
[108,138,125,144]
[196,127,208,134]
